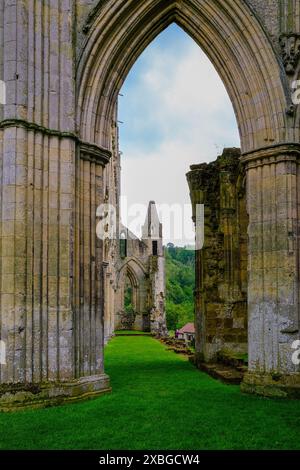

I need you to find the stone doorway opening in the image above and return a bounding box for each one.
[115,23,244,362]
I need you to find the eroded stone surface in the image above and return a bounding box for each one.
[187,148,248,363]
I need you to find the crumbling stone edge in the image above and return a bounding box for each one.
[193,353,300,399]
[241,372,300,399]
[0,374,111,412]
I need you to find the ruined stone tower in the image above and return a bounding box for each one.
[142,201,168,337]
[113,202,168,337]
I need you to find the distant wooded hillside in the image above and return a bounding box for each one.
[165,244,195,330]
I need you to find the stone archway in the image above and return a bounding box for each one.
[0,0,300,409]
[76,0,300,397]
[115,260,148,332]
[76,0,289,152]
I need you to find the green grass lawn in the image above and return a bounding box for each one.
[0,336,300,450]
[114,330,151,336]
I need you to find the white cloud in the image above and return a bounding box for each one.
[119,26,239,244]
[144,47,231,118]
[121,139,199,246]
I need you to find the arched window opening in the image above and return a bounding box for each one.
[124,275,134,315]
[120,231,127,259]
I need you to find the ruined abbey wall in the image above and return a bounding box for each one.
[1,0,300,408]
[187,149,248,363]
[113,202,168,338]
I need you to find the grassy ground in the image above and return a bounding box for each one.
[0,336,300,450]
[114,330,151,336]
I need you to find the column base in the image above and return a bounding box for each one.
[241,371,300,399]
[104,334,115,345]
[0,374,111,412]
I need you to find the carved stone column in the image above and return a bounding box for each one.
[241,144,300,398]
[102,262,111,344]
[0,137,112,411]
[0,0,112,411]
[75,143,112,385]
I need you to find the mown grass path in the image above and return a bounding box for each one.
[0,336,300,450]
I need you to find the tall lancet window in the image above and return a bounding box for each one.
[120,231,127,259]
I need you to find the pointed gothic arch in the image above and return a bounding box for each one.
[116,257,148,286]
[77,0,290,153]
[116,258,149,332]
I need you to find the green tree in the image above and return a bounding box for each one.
[165,246,195,330]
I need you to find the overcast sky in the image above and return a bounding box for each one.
[119,24,239,246]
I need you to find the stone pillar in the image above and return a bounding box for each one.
[0,1,112,408]
[187,162,217,363]
[149,254,168,337]
[103,261,111,344]
[187,149,248,364]
[76,145,111,380]
[241,144,300,398]
[0,135,112,410]
[108,278,115,339]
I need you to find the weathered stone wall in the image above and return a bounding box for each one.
[246,0,300,49]
[187,149,248,363]
[114,229,150,333]
[102,115,120,344]
[113,202,168,337]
